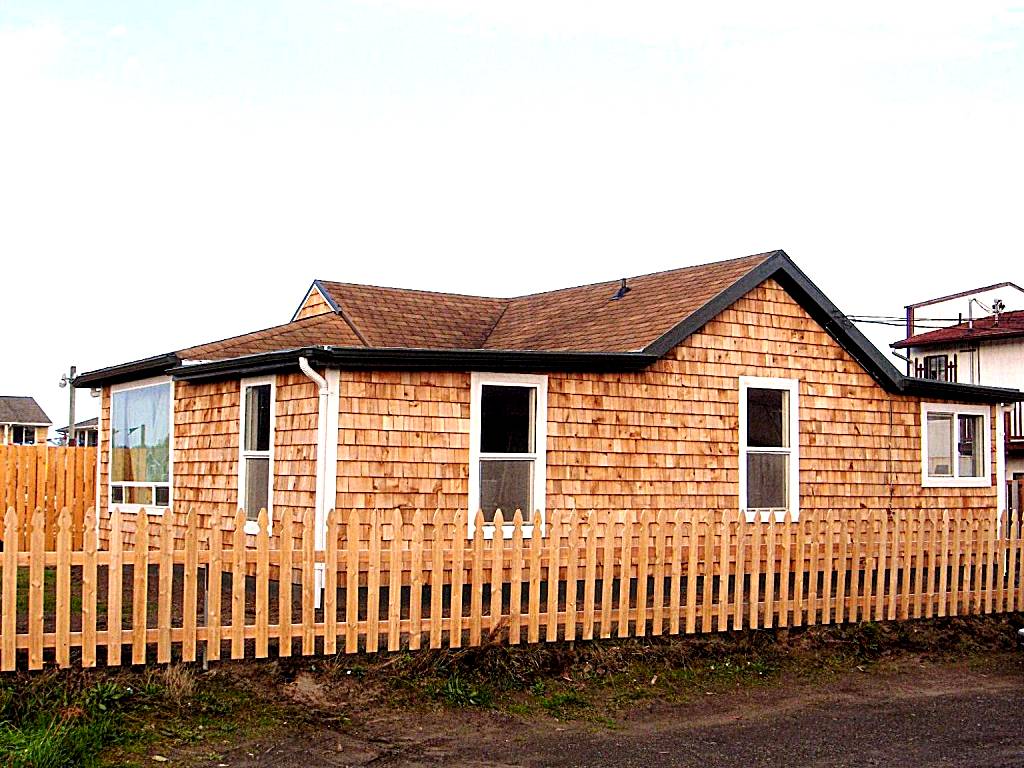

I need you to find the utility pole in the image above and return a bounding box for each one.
[59,365,77,446]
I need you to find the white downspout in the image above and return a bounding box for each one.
[298,356,330,607]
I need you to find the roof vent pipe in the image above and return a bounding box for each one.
[611,278,631,300]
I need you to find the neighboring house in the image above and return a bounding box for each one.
[56,417,100,447]
[74,250,1021,550]
[893,290,1024,503]
[0,397,51,446]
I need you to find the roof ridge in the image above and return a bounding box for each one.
[314,251,780,304]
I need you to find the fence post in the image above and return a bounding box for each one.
[55,507,72,668]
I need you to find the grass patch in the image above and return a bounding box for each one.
[539,691,589,719]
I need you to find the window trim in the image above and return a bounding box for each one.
[238,376,276,535]
[920,402,991,488]
[468,372,547,539]
[108,375,174,515]
[738,376,800,522]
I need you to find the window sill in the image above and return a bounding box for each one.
[743,509,799,523]
[921,476,991,489]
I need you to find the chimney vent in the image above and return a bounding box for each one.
[611,278,631,301]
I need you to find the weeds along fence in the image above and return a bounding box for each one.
[0,445,95,550]
[1,504,1022,671]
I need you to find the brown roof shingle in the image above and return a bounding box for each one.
[178,312,365,361]
[174,251,776,361]
[0,396,50,425]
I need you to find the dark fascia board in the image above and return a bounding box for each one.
[288,280,342,322]
[171,346,657,382]
[899,378,1024,402]
[73,353,180,388]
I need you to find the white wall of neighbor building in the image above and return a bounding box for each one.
[908,339,1024,391]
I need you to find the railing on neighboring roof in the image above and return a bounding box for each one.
[913,357,958,382]
[1007,402,1024,443]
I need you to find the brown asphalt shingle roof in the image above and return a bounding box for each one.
[0,396,51,425]
[176,251,775,361]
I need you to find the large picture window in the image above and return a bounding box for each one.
[110,380,172,509]
[739,377,800,521]
[468,373,547,537]
[238,377,275,531]
[921,403,990,487]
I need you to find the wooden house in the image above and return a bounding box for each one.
[75,251,1022,550]
[0,397,51,446]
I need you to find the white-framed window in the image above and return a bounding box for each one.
[738,376,800,522]
[238,376,275,534]
[921,402,990,488]
[468,372,547,538]
[109,377,173,513]
[10,425,37,445]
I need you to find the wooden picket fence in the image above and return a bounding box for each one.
[0,445,95,550]
[1,504,1022,671]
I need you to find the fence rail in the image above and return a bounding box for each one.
[1,504,1022,671]
[0,445,95,550]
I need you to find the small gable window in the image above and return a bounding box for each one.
[921,403,989,487]
[468,373,547,537]
[739,377,800,522]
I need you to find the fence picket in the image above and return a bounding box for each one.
[637,509,652,637]
[430,511,445,649]
[564,511,579,642]
[949,515,962,617]
[346,509,361,654]
[389,508,405,652]
[470,511,485,647]
[733,511,745,631]
[78,514,96,618]
[230,509,246,659]
[652,510,668,636]
[748,516,761,630]
[792,513,805,627]
[301,507,316,656]
[366,509,382,653]
[255,509,270,659]
[764,514,776,629]
[618,513,633,638]
[778,513,792,628]
[207,509,224,662]
[157,511,174,664]
[276,508,292,657]
[107,509,124,666]
[509,510,524,645]
[701,514,714,633]
[527,512,542,644]
[131,510,150,666]
[487,510,503,640]
[912,509,925,619]
[546,510,561,643]
[2,509,18,671]
[182,509,199,663]
[669,516,684,635]
[716,511,729,632]
[410,509,425,650]
[450,510,466,648]
[55,508,72,668]
[325,509,339,655]
[835,514,848,624]
[583,511,599,640]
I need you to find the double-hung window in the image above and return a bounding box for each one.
[739,376,800,521]
[468,373,547,537]
[110,378,172,510]
[921,403,989,487]
[923,354,950,381]
[239,378,274,532]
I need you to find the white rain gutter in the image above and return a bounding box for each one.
[299,356,331,607]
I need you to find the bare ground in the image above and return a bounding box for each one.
[165,653,1024,768]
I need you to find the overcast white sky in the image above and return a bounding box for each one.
[2,2,1023,434]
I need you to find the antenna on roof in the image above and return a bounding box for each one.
[611,278,631,301]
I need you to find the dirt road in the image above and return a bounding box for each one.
[191,658,1024,768]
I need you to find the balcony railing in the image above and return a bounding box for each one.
[1009,402,1024,443]
[913,358,958,382]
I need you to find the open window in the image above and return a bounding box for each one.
[739,376,800,521]
[110,378,172,512]
[468,373,547,537]
[238,377,275,533]
[921,403,990,487]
